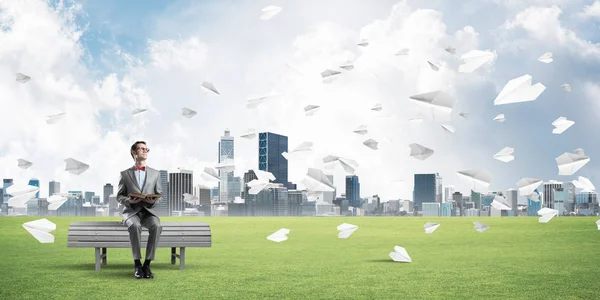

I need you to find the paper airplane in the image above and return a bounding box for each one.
[64,158,89,175]
[321,69,341,79]
[16,72,31,83]
[538,52,553,63]
[493,147,514,163]
[22,218,56,243]
[427,60,440,71]
[47,194,68,210]
[363,139,378,150]
[301,168,335,192]
[200,167,220,182]
[441,124,455,134]
[246,93,284,109]
[493,114,505,122]
[248,170,277,195]
[538,207,558,223]
[339,62,354,70]
[491,194,511,210]
[572,176,595,192]
[215,158,235,173]
[323,155,359,174]
[409,117,423,124]
[473,222,489,232]
[560,84,571,92]
[445,47,456,54]
[6,184,39,207]
[267,228,290,242]
[409,90,455,123]
[516,178,543,196]
[556,149,590,176]
[424,222,440,234]
[389,246,411,263]
[552,117,574,134]
[201,81,220,95]
[46,112,66,124]
[459,112,469,118]
[132,108,147,115]
[304,105,320,116]
[337,223,358,238]
[527,192,541,203]
[409,143,434,160]
[260,5,282,20]
[353,125,368,135]
[371,103,383,111]
[239,129,257,139]
[17,158,33,169]
[458,49,496,73]
[181,107,197,118]
[596,219,600,230]
[395,48,409,56]
[494,74,546,106]
[457,169,492,194]
[357,39,369,47]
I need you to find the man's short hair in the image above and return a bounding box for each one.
[130,141,147,160]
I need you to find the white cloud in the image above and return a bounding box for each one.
[577,0,600,19]
[147,36,208,71]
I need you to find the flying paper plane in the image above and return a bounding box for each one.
[457,169,492,194]
[409,143,434,160]
[22,218,56,243]
[64,158,89,175]
[538,52,553,63]
[337,223,358,238]
[181,107,197,118]
[473,222,489,232]
[201,81,220,95]
[260,5,282,20]
[424,222,440,234]
[267,228,289,242]
[494,147,514,163]
[389,246,411,263]
[17,158,33,169]
[538,208,558,223]
[552,117,574,134]
[409,90,455,123]
[556,149,590,176]
[494,74,546,106]
[458,49,496,73]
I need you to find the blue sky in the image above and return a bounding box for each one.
[1,0,599,201]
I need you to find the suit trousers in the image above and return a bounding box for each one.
[124,208,162,260]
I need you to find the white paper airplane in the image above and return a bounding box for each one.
[491,194,511,210]
[323,155,359,174]
[132,108,147,115]
[6,184,39,207]
[560,84,571,92]
[201,81,220,95]
[246,93,284,109]
[441,124,455,134]
[445,47,456,54]
[538,52,553,63]
[17,158,33,169]
[371,103,383,111]
[240,129,257,139]
[267,228,290,242]
[260,5,282,20]
[16,72,31,83]
[22,218,56,243]
[302,168,335,192]
[538,208,558,223]
[321,69,341,79]
[473,222,489,232]
[493,147,514,163]
[596,219,600,230]
[389,246,412,263]
[339,62,354,71]
[459,112,469,118]
[353,125,368,135]
[427,60,440,71]
[200,167,220,182]
[493,114,505,122]
[363,139,378,150]
[409,143,434,160]
[337,223,358,238]
[516,178,543,196]
[572,176,595,192]
[556,149,590,176]
[357,39,369,47]
[304,105,320,116]
[409,90,455,123]
[494,74,546,106]
[215,158,235,173]
[46,112,66,124]
[424,222,440,234]
[181,107,197,118]
[64,158,89,175]
[458,49,496,73]
[395,48,409,56]
[457,169,492,194]
[47,194,68,210]
[552,117,574,134]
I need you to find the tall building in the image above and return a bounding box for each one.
[84,191,95,203]
[553,187,568,215]
[471,190,481,209]
[193,184,212,216]
[436,174,443,203]
[422,202,440,216]
[103,183,114,205]
[242,170,259,203]
[258,132,290,188]
[506,189,518,216]
[2,179,14,205]
[28,178,40,198]
[543,180,563,209]
[413,174,437,211]
[156,170,170,216]
[444,185,455,202]
[218,129,235,203]
[575,191,598,216]
[322,175,335,204]
[452,192,463,216]
[527,189,542,216]
[168,169,193,214]
[49,180,60,196]
[230,177,242,200]
[345,175,360,208]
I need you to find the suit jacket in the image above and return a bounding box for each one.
[117,166,162,221]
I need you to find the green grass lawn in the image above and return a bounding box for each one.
[1,216,600,299]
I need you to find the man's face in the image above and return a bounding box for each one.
[135,144,149,160]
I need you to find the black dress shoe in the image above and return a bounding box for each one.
[142,265,154,279]
[134,266,145,279]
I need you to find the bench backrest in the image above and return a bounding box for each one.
[67,222,211,248]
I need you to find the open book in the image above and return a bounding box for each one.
[129,193,161,204]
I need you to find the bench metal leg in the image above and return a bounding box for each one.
[102,248,107,266]
[95,248,101,271]
[180,247,185,270]
[171,247,176,264]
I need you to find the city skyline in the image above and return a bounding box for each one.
[0,0,599,202]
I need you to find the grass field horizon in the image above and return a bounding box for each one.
[1,216,599,299]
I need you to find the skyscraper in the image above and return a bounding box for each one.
[436,174,443,203]
[3,179,14,205]
[345,175,360,208]
[543,180,563,209]
[258,132,289,188]
[169,169,193,214]
[413,174,437,211]
[49,180,60,196]
[218,129,235,202]
[527,189,542,216]
[103,183,114,205]
[28,178,40,198]
[157,170,169,216]
[506,189,518,216]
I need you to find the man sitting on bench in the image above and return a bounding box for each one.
[117,141,163,279]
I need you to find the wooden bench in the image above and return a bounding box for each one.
[67,221,211,271]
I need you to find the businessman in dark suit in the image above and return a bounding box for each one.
[117,141,163,279]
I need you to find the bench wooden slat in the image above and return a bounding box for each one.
[68,241,211,248]
[68,236,212,242]
[67,230,210,236]
[67,226,209,231]
[69,222,209,226]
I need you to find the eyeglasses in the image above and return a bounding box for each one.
[137,147,150,153]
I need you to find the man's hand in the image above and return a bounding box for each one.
[129,197,143,204]
[144,197,158,204]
